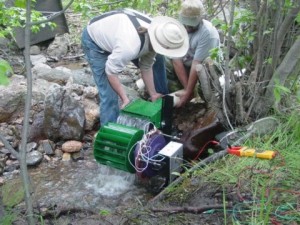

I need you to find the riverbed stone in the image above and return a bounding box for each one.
[43,85,85,141]
[62,140,83,153]
[26,150,43,166]
[62,152,71,161]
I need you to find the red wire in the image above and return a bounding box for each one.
[193,140,219,160]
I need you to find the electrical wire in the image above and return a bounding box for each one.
[193,140,219,161]
[127,123,167,173]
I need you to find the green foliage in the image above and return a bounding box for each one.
[166,110,300,224]
[0,0,56,40]
[71,0,181,19]
[273,79,292,104]
[0,59,12,86]
[0,210,17,225]
[1,182,24,207]
[99,209,111,216]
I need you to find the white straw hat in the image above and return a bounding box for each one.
[148,16,189,58]
[179,0,205,27]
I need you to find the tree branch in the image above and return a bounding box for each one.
[0,133,20,160]
[151,204,231,214]
[29,0,75,26]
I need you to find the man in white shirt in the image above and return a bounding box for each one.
[81,9,188,126]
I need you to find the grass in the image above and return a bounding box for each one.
[165,110,300,224]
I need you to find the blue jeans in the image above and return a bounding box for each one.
[132,54,169,95]
[81,27,168,126]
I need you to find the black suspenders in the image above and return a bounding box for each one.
[89,9,151,52]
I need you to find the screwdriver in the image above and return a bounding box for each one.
[227,146,276,160]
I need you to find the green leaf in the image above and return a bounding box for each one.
[14,0,26,8]
[99,209,110,216]
[0,59,12,86]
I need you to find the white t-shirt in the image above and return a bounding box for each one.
[86,9,156,75]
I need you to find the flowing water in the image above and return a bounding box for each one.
[5,152,151,213]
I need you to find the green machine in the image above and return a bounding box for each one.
[93,97,173,173]
[93,122,143,173]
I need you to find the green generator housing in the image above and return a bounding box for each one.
[120,98,163,128]
[93,98,169,173]
[93,123,144,173]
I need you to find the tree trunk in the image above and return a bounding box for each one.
[254,37,300,115]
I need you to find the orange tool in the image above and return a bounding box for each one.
[227,146,276,160]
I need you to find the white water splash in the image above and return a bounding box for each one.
[84,165,136,197]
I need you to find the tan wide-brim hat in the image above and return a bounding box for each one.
[148,16,189,58]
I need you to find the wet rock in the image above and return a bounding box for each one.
[43,85,85,141]
[32,62,51,76]
[30,45,41,55]
[32,65,71,85]
[32,78,54,103]
[71,69,96,87]
[71,151,84,161]
[82,98,99,131]
[47,34,69,60]
[0,157,5,175]
[26,150,43,166]
[62,140,83,153]
[30,54,47,66]
[28,111,46,142]
[25,142,37,153]
[0,75,26,122]
[5,159,19,172]
[0,148,10,155]
[83,86,98,99]
[62,152,71,161]
[0,37,9,50]
[38,140,55,155]
[55,149,63,158]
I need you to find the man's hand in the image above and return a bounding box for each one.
[150,93,163,102]
[120,98,130,109]
[175,90,193,107]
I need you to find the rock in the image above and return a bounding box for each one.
[30,45,41,55]
[43,85,85,141]
[55,149,63,158]
[0,75,27,122]
[38,140,55,155]
[83,86,98,99]
[62,152,71,161]
[25,142,37,152]
[62,140,83,153]
[47,34,69,59]
[71,151,84,161]
[26,150,43,166]
[30,54,47,66]
[82,98,99,131]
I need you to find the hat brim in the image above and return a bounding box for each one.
[148,16,189,58]
[179,14,201,27]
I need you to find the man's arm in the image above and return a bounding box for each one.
[107,74,130,109]
[176,60,200,107]
[172,58,189,89]
[141,68,163,102]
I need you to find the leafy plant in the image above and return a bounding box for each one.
[0,0,56,40]
[99,209,111,216]
[0,59,12,86]
[273,79,292,105]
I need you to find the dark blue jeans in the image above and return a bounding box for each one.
[81,27,168,126]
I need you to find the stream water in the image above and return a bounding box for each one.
[6,151,151,213]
